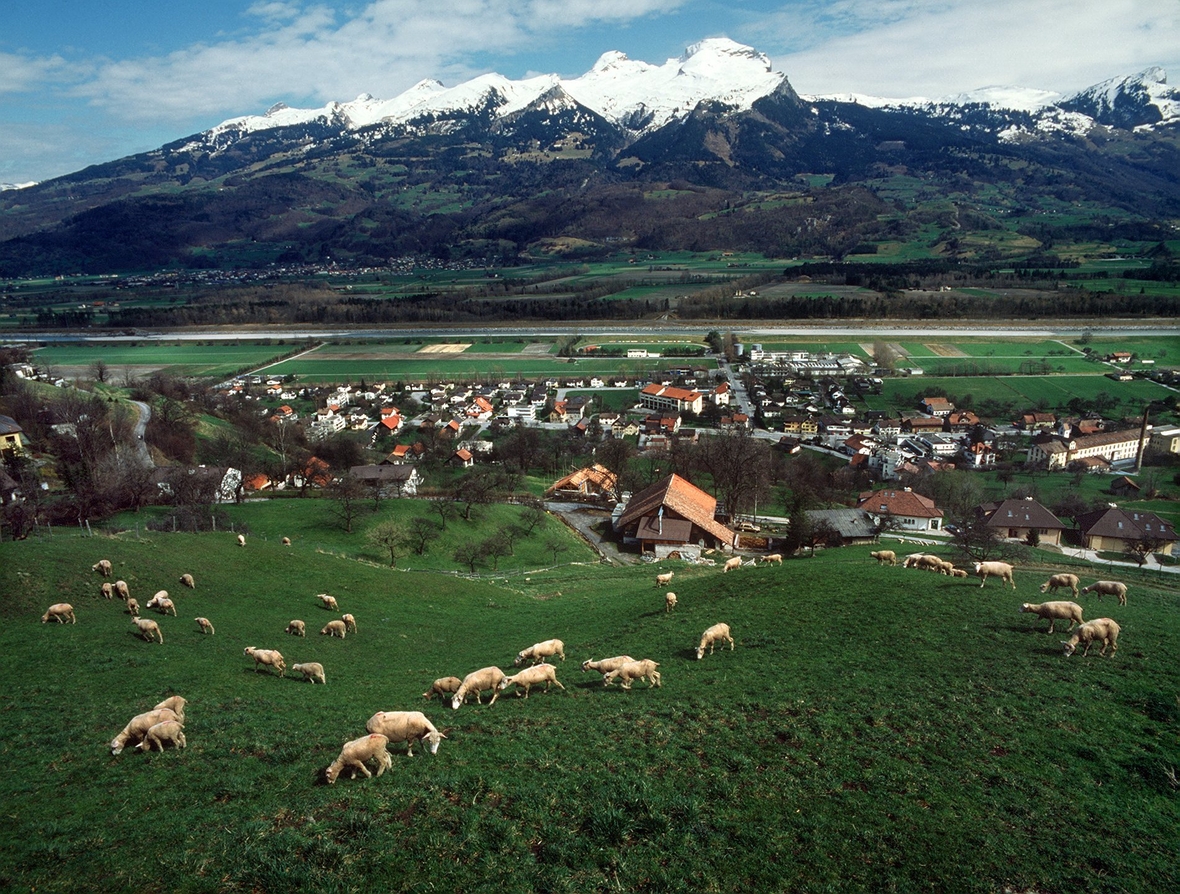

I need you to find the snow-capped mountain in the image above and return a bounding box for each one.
[1060,67,1180,130]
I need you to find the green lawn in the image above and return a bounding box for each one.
[34,343,295,378]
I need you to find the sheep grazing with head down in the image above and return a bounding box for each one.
[114,580,130,601]
[498,663,566,699]
[365,711,446,756]
[133,617,163,643]
[761,553,783,565]
[291,662,326,684]
[722,557,743,573]
[316,593,338,611]
[136,720,187,752]
[695,623,734,660]
[146,592,176,616]
[902,553,932,569]
[194,617,215,635]
[126,598,140,617]
[582,656,635,675]
[110,707,182,754]
[974,561,1016,589]
[1020,601,1084,635]
[665,591,677,613]
[422,676,464,701]
[341,613,357,634]
[325,733,392,784]
[243,646,285,676]
[451,667,508,709]
[1040,573,1080,598]
[92,559,113,577]
[949,568,969,578]
[870,550,897,566]
[154,696,187,722]
[514,639,565,666]
[285,619,306,637]
[282,536,291,546]
[655,570,674,589]
[1062,618,1121,658]
[321,619,347,639]
[100,582,114,600]
[179,573,195,590]
[41,603,76,624]
[1082,580,1128,606]
[237,533,246,547]
[603,659,662,690]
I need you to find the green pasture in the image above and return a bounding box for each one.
[2,514,1178,893]
[34,343,292,378]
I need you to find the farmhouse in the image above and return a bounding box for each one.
[0,414,26,455]
[349,463,422,497]
[978,497,1066,546]
[545,463,618,501]
[614,473,737,555]
[1073,506,1176,556]
[855,487,944,532]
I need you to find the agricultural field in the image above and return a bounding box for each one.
[33,342,296,380]
[2,513,1177,893]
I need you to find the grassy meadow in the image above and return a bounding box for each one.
[2,506,1178,893]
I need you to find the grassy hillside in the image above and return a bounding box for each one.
[2,524,1178,893]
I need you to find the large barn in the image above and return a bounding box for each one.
[614,473,737,557]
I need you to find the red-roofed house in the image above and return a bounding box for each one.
[451,448,475,468]
[640,384,704,415]
[920,396,954,416]
[615,473,736,554]
[855,487,944,532]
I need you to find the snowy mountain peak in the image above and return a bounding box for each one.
[680,37,773,73]
[1062,66,1180,129]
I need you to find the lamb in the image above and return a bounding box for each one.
[135,720,187,752]
[974,561,1016,589]
[100,582,114,600]
[154,695,187,722]
[110,707,182,754]
[92,559,113,577]
[41,603,76,624]
[932,558,957,575]
[321,619,347,639]
[237,533,246,547]
[655,570,674,588]
[114,580,130,601]
[949,568,969,578]
[194,617,215,635]
[870,549,897,566]
[282,536,291,546]
[147,592,177,616]
[365,711,446,756]
[760,553,783,565]
[1081,580,1128,606]
[497,663,566,699]
[1020,601,1084,635]
[133,618,163,643]
[285,619,306,637]
[722,556,743,573]
[1040,573,1080,598]
[291,662,326,684]
[665,591,677,613]
[316,593,339,611]
[1062,618,1121,658]
[422,676,464,701]
[179,573,195,589]
[243,646,285,676]
[126,598,140,617]
[695,623,735,660]
[341,613,357,634]
[450,667,508,709]
[325,733,392,784]
[514,638,565,666]
[603,659,662,690]
[581,656,635,675]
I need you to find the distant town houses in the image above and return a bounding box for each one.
[1027,428,1146,471]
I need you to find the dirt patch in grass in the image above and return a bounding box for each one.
[417,343,472,354]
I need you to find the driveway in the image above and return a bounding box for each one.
[545,501,636,565]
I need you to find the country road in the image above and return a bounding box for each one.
[130,399,153,468]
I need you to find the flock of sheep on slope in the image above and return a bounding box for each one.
[870,548,1127,658]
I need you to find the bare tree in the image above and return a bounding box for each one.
[367,519,408,566]
[405,516,440,555]
[328,477,367,533]
[454,541,483,573]
[1124,535,1167,567]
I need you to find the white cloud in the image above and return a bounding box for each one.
[0,51,71,95]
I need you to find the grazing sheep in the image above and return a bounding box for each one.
[870,550,897,566]
[291,662,326,684]
[1040,573,1080,598]
[114,580,130,601]
[316,593,339,611]
[1020,601,1084,634]
[902,552,932,568]
[603,659,662,690]
[135,720,187,752]
[1082,580,1128,606]
[910,555,946,573]
[41,603,76,624]
[722,556,743,573]
[664,591,678,613]
[1062,618,1121,658]
[498,663,566,699]
[133,618,163,643]
[126,598,140,617]
[514,638,565,666]
[949,568,969,578]
[695,623,735,660]
[365,711,446,756]
[325,733,392,784]
[974,561,1016,589]
[243,646,285,676]
[146,592,176,616]
[451,667,508,709]
[655,570,674,588]
[110,707,182,754]
[321,619,347,639]
[282,536,291,546]
[761,553,783,565]
[341,613,357,634]
[100,582,114,600]
[422,676,464,701]
[194,617,215,635]
[237,533,246,547]
[92,559,113,577]
[932,558,957,575]
[581,656,635,675]
[179,573,195,589]
[285,619,306,637]
[154,696,187,723]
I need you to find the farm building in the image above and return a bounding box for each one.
[545,463,618,501]
[856,487,944,533]
[614,473,737,556]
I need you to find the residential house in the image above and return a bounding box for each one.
[902,416,947,434]
[0,414,26,455]
[349,463,422,497]
[1073,506,1176,557]
[960,441,997,468]
[920,396,954,416]
[614,473,737,555]
[782,416,819,437]
[946,410,980,432]
[545,463,619,501]
[1020,412,1057,431]
[855,488,944,532]
[712,382,731,406]
[978,498,1066,546]
[451,448,475,468]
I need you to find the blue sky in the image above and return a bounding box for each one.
[2,1,1177,185]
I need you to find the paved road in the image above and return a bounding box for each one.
[130,400,154,467]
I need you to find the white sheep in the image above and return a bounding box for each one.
[179,573,195,589]
[1062,618,1121,658]
[450,667,508,709]
[126,598,140,617]
[974,561,1016,589]
[932,558,956,575]
[1039,573,1080,598]
[282,536,291,546]
[114,580,130,601]
[1082,580,1128,606]
[655,570,674,588]
[664,591,677,613]
[870,550,897,566]
[325,733,392,784]
[316,593,339,611]
[514,638,565,666]
[581,656,635,675]
[194,617,215,635]
[1020,601,1084,635]
[603,659,662,690]
[100,582,114,600]
[291,662,326,684]
[902,552,938,569]
[760,553,783,565]
[722,556,743,573]
[365,711,446,756]
[949,568,969,578]
[133,617,163,643]
[237,533,246,547]
[146,592,176,616]
[321,619,347,639]
[243,646,285,676]
[498,663,566,699]
[341,613,357,634]
[135,720,187,752]
[695,623,735,660]
[92,559,113,577]
[285,619,306,637]
[154,695,187,722]
[41,603,76,624]
[110,707,182,754]
[422,676,464,701]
